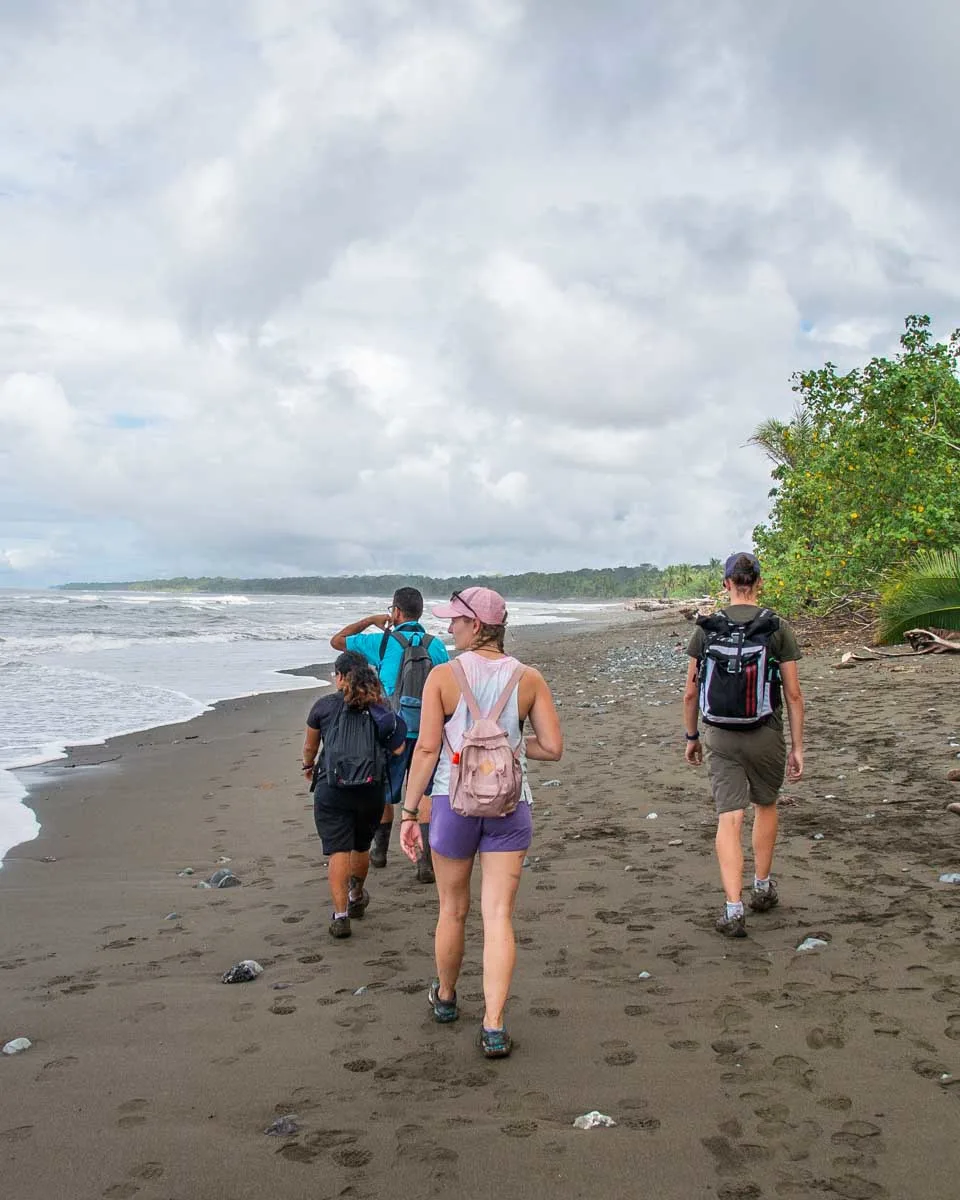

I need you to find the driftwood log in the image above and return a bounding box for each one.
[902,629,960,654]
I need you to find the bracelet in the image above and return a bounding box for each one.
[401,807,420,819]
[399,815,419,823]
[301,762,314,769]
[685,732,700,741]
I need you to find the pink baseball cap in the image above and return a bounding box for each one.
[432,586,507,624]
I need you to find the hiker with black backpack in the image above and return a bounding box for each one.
[302,651,408,939]
[683,553,805,938]
[331,587,449,881]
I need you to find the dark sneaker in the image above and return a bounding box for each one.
[369,824,390,869]
[416,853,435,885]
[427,980,459,1023]
[715,910,747,938]
[347,877,370,920]
[748,881,779,913]
[328,915,352,939]
[478,1025,513,1059]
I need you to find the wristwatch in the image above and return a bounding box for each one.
[685,731,700,741]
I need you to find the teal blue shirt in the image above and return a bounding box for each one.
[346,622,449,736]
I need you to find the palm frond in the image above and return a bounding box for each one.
[879,549,960,643]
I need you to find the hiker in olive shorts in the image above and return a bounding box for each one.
[683,553,805,937]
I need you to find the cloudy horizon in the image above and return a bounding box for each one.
[2,0,959,587]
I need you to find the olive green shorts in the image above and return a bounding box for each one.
[703,722,786,814]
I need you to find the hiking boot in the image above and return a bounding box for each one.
[328,915,352,939]
[427,979,459,1023]
[748,880,779,913]
[478,1025,513,1059]
[416,852,435,885]
[347,876,370,920]
[715,909,747,938]
[369,823,391,869]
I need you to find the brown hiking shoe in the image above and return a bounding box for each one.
[328,916,352,939]
[715,910,747,938]
[347,876,370,920]
[748,881,779,913]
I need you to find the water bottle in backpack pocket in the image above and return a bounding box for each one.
[696,609,781,729]
[323,702,387,788]
[380,629,437,738]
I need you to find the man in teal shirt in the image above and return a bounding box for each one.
[331,587,449,881]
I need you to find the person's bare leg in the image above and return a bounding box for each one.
[478,850,525,1029]
[348,850,370,895]
[751,804,779,880]
[715,809,745,902]
[328,851,350,912]
[433,852,473,1000]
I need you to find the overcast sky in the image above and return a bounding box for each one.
[2,0,959,585]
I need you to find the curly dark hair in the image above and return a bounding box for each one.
[334,650,384,709]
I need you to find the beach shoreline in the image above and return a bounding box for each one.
[2,613,959,1199]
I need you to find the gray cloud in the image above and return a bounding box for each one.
[1,0,959,585]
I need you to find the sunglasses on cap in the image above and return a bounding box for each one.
[450,590,480,620]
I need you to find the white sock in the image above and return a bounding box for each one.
[754,876,771,892]
[333,910,349,920]
[725,900,744,919]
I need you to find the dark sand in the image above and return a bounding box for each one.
[1,616,959,1199]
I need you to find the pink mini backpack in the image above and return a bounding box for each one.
[446,659,526,818]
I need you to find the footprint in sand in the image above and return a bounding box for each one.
[102,1185,139,1199]
[116,1099,150,1128]
[827,1174,888,1199]
[501,1121,538,1137]
[944,1013,960,1040]
[270,1000,297,1016]
[528,1006,560,1018]
[0,1125,34,1143]
[343,1058,377,1073]
[129,1163,164,1180]
[604,1050,637,1067]
[282,911,309,924]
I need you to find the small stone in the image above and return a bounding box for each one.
[541,779,562,788]
[207,868,241,888]
[216,856,232,864]
[624,865,636,872]
[813,833,825,841]
[667,839,683,846]
[947,769,960,783]
[646,813,658,820]
[221,960,263,984]
[40,856,57,863]
[938,873,960,884]
[638,971,652,980]
[197,881,213,889]
[264,1115,300,1137]
[353,986,368,996]
[796,937,829,953]
[2,1037,32,1055]
[272,983,292,990]
[177,868,194,876]
[522,856,531,868]
[164,912,180,921]
[946,802,960,816]
[573,1110,617,1130]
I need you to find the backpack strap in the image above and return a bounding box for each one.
[488,665,526,724]
[449,658,483,722]
[379,628,414,663]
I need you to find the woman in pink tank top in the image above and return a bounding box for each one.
[400,587,563,1058]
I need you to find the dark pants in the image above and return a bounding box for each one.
[313,781,386,855]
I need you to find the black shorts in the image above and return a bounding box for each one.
[313,781,386,855]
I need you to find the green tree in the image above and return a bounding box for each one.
[753,315,960,612]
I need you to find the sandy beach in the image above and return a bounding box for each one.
[1,614,959,1200]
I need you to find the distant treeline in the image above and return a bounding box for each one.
[60,562,721,601]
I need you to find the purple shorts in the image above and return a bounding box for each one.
[430,795,533,859]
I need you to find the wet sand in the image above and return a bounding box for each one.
[1,615,959,1199]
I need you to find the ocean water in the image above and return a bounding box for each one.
[0,589,614,864]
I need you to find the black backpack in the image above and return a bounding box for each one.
[379,628,437,737]
[322,699,388,788]
[696,608,781,730]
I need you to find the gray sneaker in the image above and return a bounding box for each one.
[715,910,747,938]
[328,915,352,939]
[748,881,779,913]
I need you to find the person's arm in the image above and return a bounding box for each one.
[682,658,703,765]
[330,613,390,652]
[522,668,563,761]
[301,726,321,784]
[779,660,804,780]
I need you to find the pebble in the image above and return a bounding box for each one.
[667,838,683,846]
[2,1037,32,1055]
[221,960,263,984]
[573,1110,617,1130]
[264,1115,300,1137]
[638,971,652,980]
[207,868,241,888]
[164,912,180,921]
[938,873,960,884]
[353,986,368,996]
[177,868,194,876]
[646,813,658,820]
[812,833,825,841]
[541,780,562,788]
[796,937,829,953]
